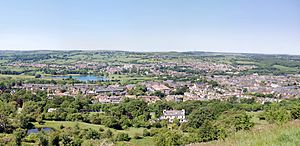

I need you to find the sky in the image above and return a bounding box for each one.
[0,0,299,54]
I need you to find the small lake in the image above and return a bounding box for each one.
[27,127,52,134]
[50,75,107,82]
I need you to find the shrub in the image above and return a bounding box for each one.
[59,124,65,129]
[37,132,48,146]
[98,127,105,132]
[291,107,300,119]
[23,134,38,143]
[143,129,150,137]
[133,133,142,139]
[84,128,100,139]
[114,133,130,141]
[49,132,60,146]
[264,108,291,124]
[102,129,113,139]
[155,129,183,146]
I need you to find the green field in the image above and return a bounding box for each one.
[32,120,154,145]
[33,120,145,137]
[273,65,299,72]
[0,74,34,79]
[130,137,155,146]
[235,60,259,65]
[116,137,155,146]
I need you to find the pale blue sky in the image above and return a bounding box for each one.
[0,0,299,54]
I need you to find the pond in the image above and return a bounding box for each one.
[49,75,108,82]
[27,127,52,134]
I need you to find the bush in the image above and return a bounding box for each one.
[59,124,65,129]
[133,133,142,139]
[73,137,83,146]
[13,129,26,145]
[37,132,49,146]
[98,127,105,132]
[197,121,220,142]
[14,131,23,146]
[23,134,38,143]
[84,128,100,139]
[102,116,122,130]
[36,116,45,125]
[114,133,130,141]
[155,129,183,146]
[291,107,300,119]
[143,129,151,137]
[233,112,254,131]
[102,129,113,139]
[149,129,159,137]
[61,134,73,145]
[264,108,291,124]
[35,74,42,78]
[89,115,102,124]
[49,132,60,146]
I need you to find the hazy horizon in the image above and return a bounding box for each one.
[1,49,300,56]
[0,0,299,55]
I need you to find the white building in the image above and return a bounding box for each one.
[47,108,57,113]
[159,109,187,123]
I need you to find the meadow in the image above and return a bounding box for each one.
[33,120,145,137]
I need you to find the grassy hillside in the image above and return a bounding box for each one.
[192,120,300,146]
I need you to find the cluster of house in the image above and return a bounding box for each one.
[13,84,126,98]
[90,73,300,104]
[108,62,255,76]
[9,62,48,68]
[8,59,257,79]
[209,74,300,99]
[13,73,300,105]
[8,61,106,70]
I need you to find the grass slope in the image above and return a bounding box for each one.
[192,120,300,146]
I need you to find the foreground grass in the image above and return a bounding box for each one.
[193,120,300,146]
